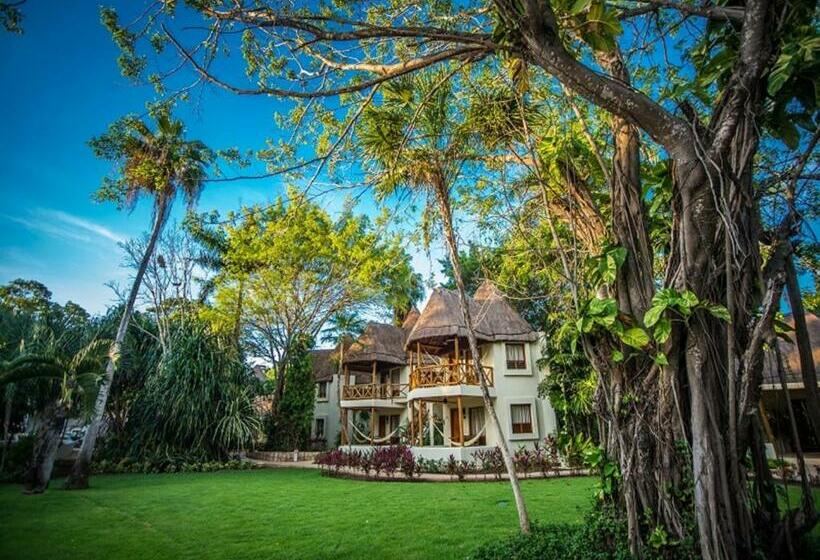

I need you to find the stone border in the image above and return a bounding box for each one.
[246,450,322,463]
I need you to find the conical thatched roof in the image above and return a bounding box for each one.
[343,322,408,365]
[472,280,539,342]
[401,307,420,332]
[311,348,338,382]
[405,281,538,347]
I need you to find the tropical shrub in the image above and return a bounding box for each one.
[446,454,475,481]
[472,505,631,560]
[126,320,261,461]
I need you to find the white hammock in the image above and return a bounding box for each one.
[350,422,401,444]
[450,423,487,447]
[432,418,488,447]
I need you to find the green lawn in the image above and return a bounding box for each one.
[0,469,597,560]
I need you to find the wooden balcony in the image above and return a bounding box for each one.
[409,362,494,389]
[341,383,408,401]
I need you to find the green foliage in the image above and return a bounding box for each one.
[266,334,315,450]
[127,318,260,459]
[202,189,417,354]
[0,1,24,34]
[472,505,631,560]
[90,108,213,212]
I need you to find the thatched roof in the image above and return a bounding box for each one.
[761,313,819,386]
[405,281,538,347]
[472,280,539,342]
[311,348,339,382]
[343,322,408,366]
[401,307,420,332]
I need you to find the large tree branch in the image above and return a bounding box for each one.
[202,6,495,47]
[615,0,744,22]
[500,0,695,159]
[164,24,488,98]
[708,0,773,158]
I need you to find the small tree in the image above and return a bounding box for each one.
[266,335,315,450]
[65,110,213,490]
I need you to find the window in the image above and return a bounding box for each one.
[506,343,527,370]
[468,407,486,445]
[510,404,533,434]
[378,414,400,440]
[317,381,328,400]
[314,418,325,439]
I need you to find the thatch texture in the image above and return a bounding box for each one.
[405,281,538,347]
[311,348,339,382]
[343,322,408,365]
[401,307,420,332]
[761,313,819,386]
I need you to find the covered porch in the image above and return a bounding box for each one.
[406,395,492,448]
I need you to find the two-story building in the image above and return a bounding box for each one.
[323,280,557,460]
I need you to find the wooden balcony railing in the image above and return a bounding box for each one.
[341,383,408,400]
[409,362,494,389]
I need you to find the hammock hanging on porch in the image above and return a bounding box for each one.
[350,422,401,444]
[451,423,487,447]
[432,417,488,447]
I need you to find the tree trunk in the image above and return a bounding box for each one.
[1,384,14,473]
[23,403,66,494]
[431,179,531,534]
[64,198,170,490]
[785,255,820,444]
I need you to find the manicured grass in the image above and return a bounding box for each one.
[0,469,597,560]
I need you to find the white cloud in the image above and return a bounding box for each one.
[35,208,126,244]
[1,208,126,247]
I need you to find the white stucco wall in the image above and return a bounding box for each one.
[330,337,558,453]
[479,339,557,450]
[313,374,341,448]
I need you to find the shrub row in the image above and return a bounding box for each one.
[91,457,257,475]
[315,445,421,478]
[315,437,576,480]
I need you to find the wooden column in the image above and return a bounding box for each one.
[457,395,464,445]
[417,400,424,447]
[341,409,348,445]
[759,400,776,445]
[370,406,375,445]
[341,364,349,445]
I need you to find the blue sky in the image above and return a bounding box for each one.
[0,2,444,314]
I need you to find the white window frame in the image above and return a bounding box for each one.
[316,381,329,402]
[507,398,539,441]
[504,343,531,376]
[314,416,326,439]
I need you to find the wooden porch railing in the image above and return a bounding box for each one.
[341,383,408,400]
[409,362,494,389]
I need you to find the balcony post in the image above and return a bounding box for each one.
[457,395,464,445]
[341,409,347,445]
[370,406,375,445]
[417,400,424,447]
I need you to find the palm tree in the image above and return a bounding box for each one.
[321,310,366,372]
[359,75,531,532]
[0,337,108,493]
[64,110,213,490]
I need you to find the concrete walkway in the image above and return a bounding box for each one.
[245,457,589,482]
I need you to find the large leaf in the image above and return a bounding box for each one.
[619,327,650,349]
[643,304,666,328]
